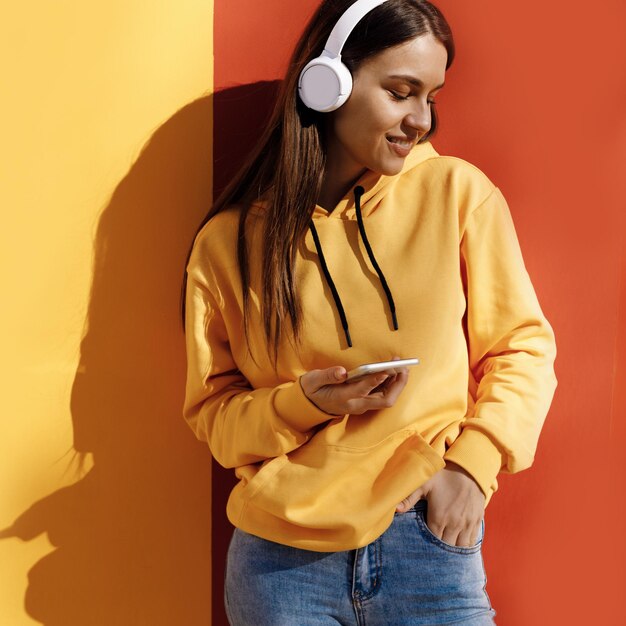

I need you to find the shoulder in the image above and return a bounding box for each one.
[186,204,245,285]
[193,205,243,247]
[421,153,497,207]
[402,152,502,231]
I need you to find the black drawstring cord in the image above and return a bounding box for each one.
[309,220,353,348]
[309,186,399,347]
[353,186,399,331]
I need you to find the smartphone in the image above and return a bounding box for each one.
[345,358,420,382]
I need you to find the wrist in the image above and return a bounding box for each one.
[298,376,337,416]
[299,375,317,406]
[445,461,483,495]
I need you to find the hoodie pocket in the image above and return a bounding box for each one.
[242,428,446,538]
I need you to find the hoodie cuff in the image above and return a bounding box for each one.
[443,428,503,499]
[273,378,337,433]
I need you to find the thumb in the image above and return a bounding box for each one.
[396,487,424,513]
[303,366,347,393]
[323,366,347,385]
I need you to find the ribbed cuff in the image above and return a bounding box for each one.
[443,428,503,499]
[273,378,337,432]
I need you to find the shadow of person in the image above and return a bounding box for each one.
[208,78,281,626]
[0,80,280,626]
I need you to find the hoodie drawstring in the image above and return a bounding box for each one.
[353,185,399,332]
[308,186,398,348]
[309,220,353,348]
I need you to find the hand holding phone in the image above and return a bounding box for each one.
[299,357,418,416]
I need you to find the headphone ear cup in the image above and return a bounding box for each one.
[298,56,353,113]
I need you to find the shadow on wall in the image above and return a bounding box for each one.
[210,79,282,626]
[0,80,280,626]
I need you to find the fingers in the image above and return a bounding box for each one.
[350,366,408,400]
[347,372,390,395]
[373,367,409,402]
[425,507,484,548]
[344,372,407,414]
[455,522,481,548]
[384,355,403,377]
[436,519,482,548]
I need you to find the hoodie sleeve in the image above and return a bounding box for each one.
[183,271,333,469]
[443,186,558,500]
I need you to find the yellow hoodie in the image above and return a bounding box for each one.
[183,141,558,552]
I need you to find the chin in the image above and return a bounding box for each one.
[372,159,404,177]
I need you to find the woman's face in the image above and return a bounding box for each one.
[325,34,448,181]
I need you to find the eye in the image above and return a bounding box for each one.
[389,90,437,106]
[388,90,410,101]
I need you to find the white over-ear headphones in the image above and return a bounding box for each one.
[298,0,390,113]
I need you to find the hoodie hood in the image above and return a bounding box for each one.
[312,140,439,219]
[246,140,441,348]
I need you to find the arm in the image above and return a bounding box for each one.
[442,186,558,499]
[183,272,334,468]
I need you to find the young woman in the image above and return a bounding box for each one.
[182,0,558,623]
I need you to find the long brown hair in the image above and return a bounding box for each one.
[182,0,455,363]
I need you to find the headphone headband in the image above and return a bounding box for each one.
[323,0,389,59]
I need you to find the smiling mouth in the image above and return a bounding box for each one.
[386,136,413,149]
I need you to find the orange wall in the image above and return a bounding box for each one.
[434,3,626,624]
[212,1,626,624]
[1,2,214,624]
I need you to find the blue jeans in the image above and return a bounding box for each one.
[224,499,497,625]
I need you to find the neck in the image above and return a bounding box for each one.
[318,169,366,212]
[318,126,367,212]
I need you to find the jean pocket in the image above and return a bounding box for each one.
[414,506,484,555]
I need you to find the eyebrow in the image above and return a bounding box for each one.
[388,74,445,91]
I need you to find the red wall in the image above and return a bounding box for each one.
[213,1,626,624]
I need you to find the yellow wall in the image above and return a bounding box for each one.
[0,2,214,624]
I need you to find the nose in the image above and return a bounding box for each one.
[403,99,432,138]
